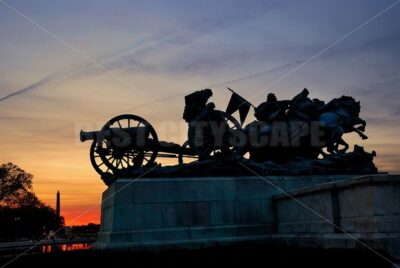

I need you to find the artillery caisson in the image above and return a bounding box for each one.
[80,111,242,185]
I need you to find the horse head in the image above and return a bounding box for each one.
[336,95,360,117]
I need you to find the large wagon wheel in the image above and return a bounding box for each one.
[97,114,159,175]
[89,140,119,186]
[90,140,113,176]
[178,140,198,164]
[188,110,243,160]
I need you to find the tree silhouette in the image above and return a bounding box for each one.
[0,163,63,241]
[0,162,35,207]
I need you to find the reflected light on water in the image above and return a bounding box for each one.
[42,243,92,253]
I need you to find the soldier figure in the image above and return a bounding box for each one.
[183,89,213,123]
[254,93,290,123]
[287,88,324,121]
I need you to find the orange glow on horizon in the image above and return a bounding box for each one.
[59,204,101,226]
[36,158,182,226]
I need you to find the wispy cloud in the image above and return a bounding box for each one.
[0,1,289,104]
[0,75,52,103]
[0,62,93,104]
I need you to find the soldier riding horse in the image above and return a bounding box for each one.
[238,89,368,162]
[318,95,367,154]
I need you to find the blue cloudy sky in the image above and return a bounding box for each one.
[0,0,399,223]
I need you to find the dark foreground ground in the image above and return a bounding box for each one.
[0,244,394,268]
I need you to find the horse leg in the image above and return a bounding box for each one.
[360,118,366,130]
[320,149,329,158]
[354,118,366,132]
[337,138,349,152]
[353,127,368,140]
[326,136,336,154]
[326,127,344,154]
[348,118,368,140]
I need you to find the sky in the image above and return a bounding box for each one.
[0,0,400,225]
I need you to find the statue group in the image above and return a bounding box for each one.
[184,88,370,160]
[81,87,378,185]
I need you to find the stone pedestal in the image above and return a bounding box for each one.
[272,174,400,260]
[95,174,400,261]
[94,175,353,250]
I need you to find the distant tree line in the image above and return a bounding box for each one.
[70,223,100,234]
[0,163,63,242]
[65,223,100,240]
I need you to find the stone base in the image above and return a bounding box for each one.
[94,174,400,261]
[94,175,354,250]
[272,174,400,260]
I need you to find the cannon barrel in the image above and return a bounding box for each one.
[81,128,195,156]
[80,130,99,142]
[80,127,149,143]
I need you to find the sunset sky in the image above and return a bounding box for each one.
[1,0,399,225]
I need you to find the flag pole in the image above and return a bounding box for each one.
[226,87,256,108]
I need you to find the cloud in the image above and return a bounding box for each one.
[0,1,287,104]
[0,61,94,104]
[2,0,399,109]
[207,60,305,87]
[0,76,52,103]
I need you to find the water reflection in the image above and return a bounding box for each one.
[42,243,92,253]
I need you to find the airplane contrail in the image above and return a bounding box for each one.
[0,76,52,103]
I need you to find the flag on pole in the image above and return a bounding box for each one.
[226,88,252,125]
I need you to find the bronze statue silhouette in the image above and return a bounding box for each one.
[183,88,213,122]
[242,89,368,162]
[80,87,376,185]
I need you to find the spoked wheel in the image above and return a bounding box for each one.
[188,110,244,160]
[90,140,112,176]
[97,114,159,175]
[89,140,118,186]
[178,140,198,164]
